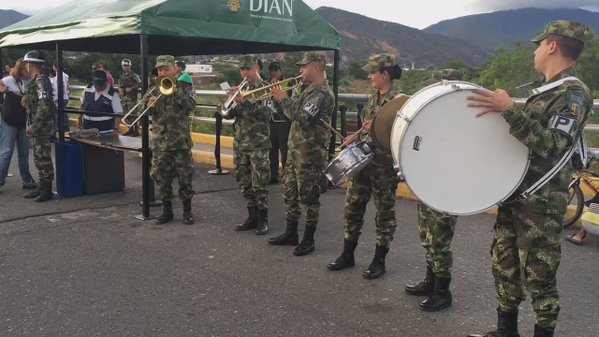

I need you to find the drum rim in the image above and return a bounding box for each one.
[391,81,531,215]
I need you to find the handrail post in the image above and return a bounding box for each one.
[208,112,229,175]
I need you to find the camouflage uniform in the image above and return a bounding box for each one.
[227,74,272,210]
[493,69,592,329]
[417,69,462,278]
[138,64,196,203]
[26,74,55,184]
[344,71,400,247]
[280,68,334,226]
[118,70,141,120]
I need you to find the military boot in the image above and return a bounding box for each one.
[420,276,452,311]
[362,245,388,279]
[255,208,269,235]
[533,325,554,337]
[467,309,520,337]
[24,181,42,199]
[405,265,435,296]
[268,219,299,245]
[155,200,174,225]
[293,225,316,256]
[182,199,195,225]
[235,206,258,231]
[327,239,358,271]
[34,181,54,202]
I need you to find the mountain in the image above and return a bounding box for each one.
[315,7,487,68]
[0,9,29,30]
[424,8,599,53]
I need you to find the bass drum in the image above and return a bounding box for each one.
[389,81,530,215]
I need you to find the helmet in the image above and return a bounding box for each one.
[23,50,45,63]
[121,58,132,66]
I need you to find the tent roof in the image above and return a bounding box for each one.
[0,0,340,54]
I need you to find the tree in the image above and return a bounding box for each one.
[347,60,368,80]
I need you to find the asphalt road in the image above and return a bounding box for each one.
[1,151,598,337]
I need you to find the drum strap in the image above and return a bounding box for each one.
[519,134,585,199]
[529,76,579,96]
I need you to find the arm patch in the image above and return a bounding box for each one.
[302,91,327,122]
[550,88,587,143]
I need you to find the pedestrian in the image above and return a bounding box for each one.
[226,55,272,235]
[268,52,335,256]
[138,55,197,225]
[466,21,593,337]
[327,53,402,279]
[21,50,56,202]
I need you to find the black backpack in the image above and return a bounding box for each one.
[1,90,27,128]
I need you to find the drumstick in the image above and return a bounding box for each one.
[320,119,346,141]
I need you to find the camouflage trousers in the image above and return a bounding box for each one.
[150,149,195,202]
[344,163,399,247]
[284,160,325,225]
[492,192,567,330]
[32,135,54,183]
[417,202,457,278]
[234,149,270,209]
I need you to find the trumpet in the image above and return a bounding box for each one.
[219,78,249,117]
[122,75,177,127]
[219,75,303,117]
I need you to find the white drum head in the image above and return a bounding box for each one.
[395,81,530,215]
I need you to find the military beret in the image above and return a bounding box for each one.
[155,55,176,68]
[362,53,397,72]
[239,55,257,68]
[531,20,592,45]
[296,52,326,67]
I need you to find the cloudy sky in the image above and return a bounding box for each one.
[1,0,598,29]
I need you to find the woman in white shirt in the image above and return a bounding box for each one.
[0,58,37,190]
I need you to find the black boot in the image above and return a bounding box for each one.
[235,206,258,231]
[327,239,358,271]
[293,225,316,256]
[155,200,174,225]
[183,199,195,225]
[268,219,299,245]
[405,265,435,296]
[533,325,554,337]
[255,208,269,235]
[24,182,42,199]
[420,276,452,311]
[362,245,388,279]
[467,309,520,337]
[34,181,53,202]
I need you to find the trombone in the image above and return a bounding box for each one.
[122,75,177,127]
[219,75,303,117]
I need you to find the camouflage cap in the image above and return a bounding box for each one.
[530,20,592,45]
[296,52,326,67]
[434,68,463,81]
[362,53,397,72]
[155,55,175,68]
[239,55,257,68]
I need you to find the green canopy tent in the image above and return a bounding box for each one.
[0,0,341,219]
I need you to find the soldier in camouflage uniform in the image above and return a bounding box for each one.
[119,59,141,136]
[326,53,402,279]
[138,55,196,225]
[22,51,55,202]
[466,21,593,337]
[404,69,462,312]
[226,55,272,235]
[268,52,335,256]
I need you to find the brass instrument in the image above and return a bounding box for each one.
[219,75,303,117]
[122,75,177,127]
[219,77,249,117]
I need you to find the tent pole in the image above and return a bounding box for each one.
[140,34,152,220]
[329,49,340,155]
[56,43,65,142]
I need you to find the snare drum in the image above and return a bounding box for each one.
[324,141,374,186]
[390,81,530,215]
